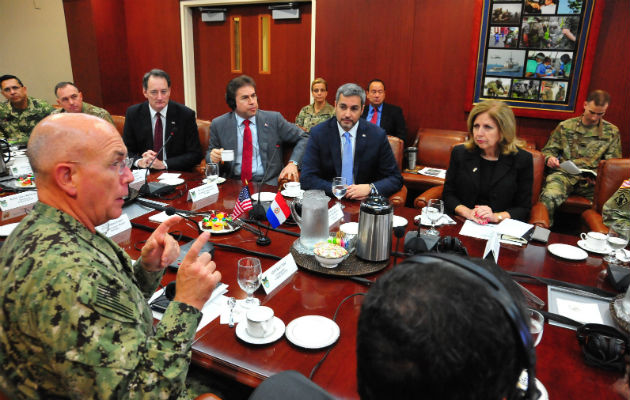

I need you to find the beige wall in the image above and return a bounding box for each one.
[0,0,73,104]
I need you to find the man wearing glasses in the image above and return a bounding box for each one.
[51,81,114,124]
[539,90,621,226]
[0,74,54,146]
[360,79,407,141]
[123,69,203,171]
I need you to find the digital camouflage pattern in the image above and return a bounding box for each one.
[52,101,115,125]
[295,102,334,132]
[539,116,621,225]
[0,202,202,399]
[0,97,54,146]
[603,179,630,230]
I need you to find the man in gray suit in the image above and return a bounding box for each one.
[207,75,308,185]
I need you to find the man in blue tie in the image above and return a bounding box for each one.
[300,83,402,200]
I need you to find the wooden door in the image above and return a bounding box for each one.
[193,4,312,123]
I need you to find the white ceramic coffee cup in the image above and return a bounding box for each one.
[580,231,607,250]
[222,149,234,162]
[246,306,275,338]
[283,181,301,195]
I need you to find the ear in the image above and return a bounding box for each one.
[53,163,78,197]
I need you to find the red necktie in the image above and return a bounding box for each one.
[241,120,253,184]
[153,113,163,160]
[370,107,378,124]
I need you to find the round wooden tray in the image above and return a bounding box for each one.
[609,294,630,335]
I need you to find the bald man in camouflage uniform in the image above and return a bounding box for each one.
[603,179,630,230]
[51,81,114,125]
[539,90,621,226]
[0,114,221,399]
[0,74,53,146]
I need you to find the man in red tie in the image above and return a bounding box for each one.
[123,69,203,171]
[361,79,407,142]
[207,75,308,185]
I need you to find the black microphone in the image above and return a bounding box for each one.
[250,141,282,221]
[139,125,176,196]
[136,199,177,215]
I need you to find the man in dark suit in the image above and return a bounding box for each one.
[207,75,308,185]
[123,69,203,171]
[300,83,403,200]
[361,79,407,142]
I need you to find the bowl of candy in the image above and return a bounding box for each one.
[313,242,348,269]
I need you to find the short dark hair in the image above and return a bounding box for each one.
[357,257,528,400]
[142,69,171,89]
[0,74,24,87]
[366,79,385,92]
[225,75,256,110]
[54,82,78,97]
[586,90,610,106]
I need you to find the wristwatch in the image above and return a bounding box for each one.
[289,160,299,168]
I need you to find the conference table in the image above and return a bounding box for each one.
[0,172,625,399]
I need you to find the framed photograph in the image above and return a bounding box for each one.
[467,0,604,119]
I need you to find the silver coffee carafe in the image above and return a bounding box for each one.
[356,192,393,262]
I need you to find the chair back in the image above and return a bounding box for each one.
[197,119,211,155]
[525,148,545,206]
[592,158,630,213]
[416,128,469,169]
[111,115,125,136]
[387,135,404,169]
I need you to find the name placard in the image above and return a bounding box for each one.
[328,203,344,227]
[10,164,33,177]
[188,183,219,202]
[0,191,38,211]
[2,203,35,220]
[95,214,132,237]
[260,253,298,294]
[130,169,147,190]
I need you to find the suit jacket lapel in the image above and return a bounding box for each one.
[328,118,342,176]
[164,102,176,154]
[463,150,482,192]
[353,121,368,180]
[141,103,153,150]
[255,113,268,169]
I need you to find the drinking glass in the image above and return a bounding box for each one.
[425,199,444,236]
[205,162,219,183]
[529,309,544,347]
[237,257,262,308]
[332,177,347,209]
[604,221,630,264]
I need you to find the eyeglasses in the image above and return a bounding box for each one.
[65,157,132,175]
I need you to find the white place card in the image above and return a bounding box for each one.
[187,183,219,201]
[10,163,33,176]
[1,203,34,220]
[328,203,344,227]
[483,231,500,263]
[261,253,298,294]
[158,172,181,180]
[95,214,132,237]
[0,191,38,211]
[130,169,147,190]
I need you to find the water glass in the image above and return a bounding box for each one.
[332,177,347,209]
[237,257,262,308]
[205,162,219,183]
[426,199,444,236]
[529,309,544,347]
[604,221,630,264]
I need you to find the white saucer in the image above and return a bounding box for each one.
[202,177,226,184]
[393,215,408,228]
[159,177,185,186]
[340,222,359,235]
[547,243,588,261]
[577,240,610,255]
[281,189,304,198]
[285,315,340,349]
[235,316,285,345]
[251,191,276,202]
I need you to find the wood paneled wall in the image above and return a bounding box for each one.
[64,0,629,156]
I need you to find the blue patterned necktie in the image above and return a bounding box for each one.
[341,131,353,185]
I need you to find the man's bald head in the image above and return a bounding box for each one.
[27,113,120,179]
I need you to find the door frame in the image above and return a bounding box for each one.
[180,0,315,112]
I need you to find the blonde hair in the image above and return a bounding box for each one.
[465,100,523,155]
[311,77,328,91]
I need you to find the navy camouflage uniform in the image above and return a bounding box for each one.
[0,96,54,146]
[0,202,203,399]
[539,116,621,225]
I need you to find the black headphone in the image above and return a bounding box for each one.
[405,253,537,399]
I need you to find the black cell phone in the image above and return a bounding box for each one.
[150,294,171,313]
[530,226,550,243]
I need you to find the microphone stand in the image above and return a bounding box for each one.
[139,131,175,196]
[251,142,281,246]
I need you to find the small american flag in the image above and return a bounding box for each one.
[231,186,253,219]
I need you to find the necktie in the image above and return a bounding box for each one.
[153,113,163,160]
[370,107,378,124]
[241,120,253,184]
[341,132,353,185]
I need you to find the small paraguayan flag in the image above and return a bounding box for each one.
[266,192,291,228]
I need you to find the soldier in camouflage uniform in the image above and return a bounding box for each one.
[295,77,335,133]
[539,90,621,225]
[51,81,114,124]
[486,79,506,97]
[0,74,53,146]
[0,113,221,399]
[603,179,630,230]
